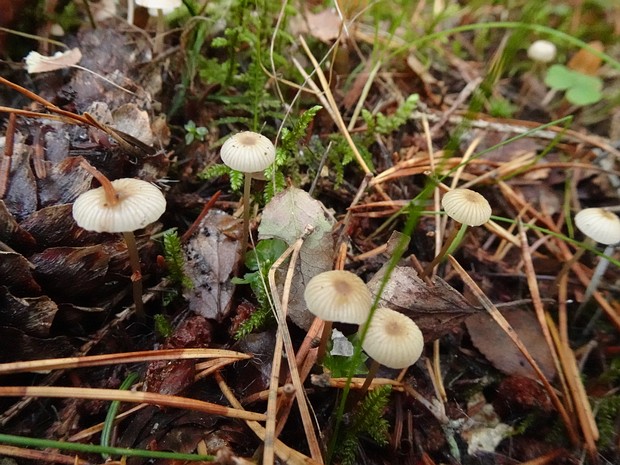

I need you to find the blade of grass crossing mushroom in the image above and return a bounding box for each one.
[267,225,323,464]
[447,255,580,446]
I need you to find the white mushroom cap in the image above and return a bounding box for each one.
[441,188,492,226]
[361,307,424,369]
[304,270,372,324]
[135,0,181,8]
[73,178,166,233]
[220,131,276,173]
[527,40,557,63]
[575,208,620,245]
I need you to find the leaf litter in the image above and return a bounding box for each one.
[0,2,618,464]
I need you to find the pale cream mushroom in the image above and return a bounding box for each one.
[304,270,373,362]
[132,0,182,52]
[220,131,276,255]
[527,40,557,64]
[423,188,492,276]
[72,160,166,316]
[574,208,620,313]
[357,307,423,399]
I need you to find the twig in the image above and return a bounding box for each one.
[0,113,16,198]
[215,372,321,465]
[181,190,222,242]
[266,225,323,464]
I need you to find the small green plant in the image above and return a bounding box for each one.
[544,64,603,105]
[231,238,288,339]
[336,385,392,465]
[184,120,208,145]
[154,314,174,338]
[361,94,419,136]
[594,394,620,449]
[161,230,192,306]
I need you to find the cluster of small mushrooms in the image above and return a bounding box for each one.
[69,128,620,373]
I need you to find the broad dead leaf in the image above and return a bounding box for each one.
[258,187,335,329]
[184,210,243,321]
[367,264,482,341]
[466,308,556,379]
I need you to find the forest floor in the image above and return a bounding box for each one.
[0,1,619,464]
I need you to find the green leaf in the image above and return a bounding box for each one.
[544,64,574,90]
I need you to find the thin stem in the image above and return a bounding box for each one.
[316,321,333,364]
[576,244,614,315]
[350,359,380,407]
[422,222,466,277]
[155,9,165,54]
[79,160,118,206]
[122,231,144,318]
[240,173,252,256]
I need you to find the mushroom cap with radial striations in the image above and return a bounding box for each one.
[220,131,276,173]
[575,208,620,245]
[304,270,372,324]
[361,307,424,369]
[135,0,182,8]
[527,40,557,63]
[441,188,492,226]
[72,178,166,233]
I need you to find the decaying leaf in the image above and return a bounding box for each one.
[30,245,110,299]
[0,287,59,337]
[1,134,37,221]
[258,187,336,329]
[367,264,481,341]
[184,210,243,321]
[0,251,41,295]
[0,200,35,248]
[24,48,82,74]
[38,156,93,207]
[111,103,155,146]
[0,326,73,363]
[466,308,556,379]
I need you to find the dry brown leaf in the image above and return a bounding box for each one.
[0,287,59,338]
[258,187,335,329]
[567,41,603,76]
[184,210,243,321]
[367,264,482,341]
[466,308,556,379]
[305,9,343,43]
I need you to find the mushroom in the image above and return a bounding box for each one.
[527,40,557,64]
[423,188,492,276]
[358,307,424,396]
[574,208,620,313]
[133,0,182,52]
[72,160,166,316]
[304,270,373,362]
[219,131,276,255]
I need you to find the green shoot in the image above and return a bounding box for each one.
[232,238,288,339]
[100,372,139,458]
[184,120,208,145]
[336,385,392,465]
[163,230,193,289]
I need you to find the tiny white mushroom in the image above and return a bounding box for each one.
[304,270,373,363]
[220,131,276,255]
[72,161,166,316]
[424,188,492,276]
[527,40,557,64]
[574,208,620,314]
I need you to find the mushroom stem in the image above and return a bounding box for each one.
[576,244,615,316]
[122,231,144,317]
[239,173,253,256]
[351,359,380,407]
[79,160,119,207]
[422,222,467,277]
[316,321,333,364]
[154,9,165,54]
